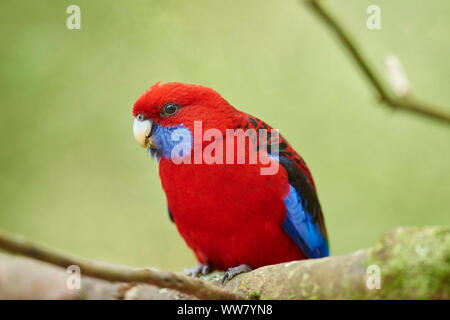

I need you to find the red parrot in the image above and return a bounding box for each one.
[132,82,328,281]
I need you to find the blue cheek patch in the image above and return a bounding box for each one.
[282,185,329,258]
[148,124,193,161]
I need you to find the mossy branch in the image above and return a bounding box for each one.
[304,0,450,125]
[0,227,448,299]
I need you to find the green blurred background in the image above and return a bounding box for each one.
[0,0,449,270]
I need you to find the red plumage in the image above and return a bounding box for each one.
[160,157,306,270]
[133,82,326,270]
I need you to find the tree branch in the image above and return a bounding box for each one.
[0,230,241,300]
[0,227,448,299]
[304,0,450,125]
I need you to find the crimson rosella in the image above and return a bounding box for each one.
[132,82,329,282]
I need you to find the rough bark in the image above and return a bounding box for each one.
[0,226,448,300]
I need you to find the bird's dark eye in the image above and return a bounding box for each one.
[162,103,179,116]
[136,114,145,121]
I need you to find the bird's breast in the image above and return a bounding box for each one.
[158,159,289,229]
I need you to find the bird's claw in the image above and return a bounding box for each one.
[184,264,212,277]
[221,264,252,285]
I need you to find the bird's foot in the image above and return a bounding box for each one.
[184,264,212,277]
[222,264,252,285]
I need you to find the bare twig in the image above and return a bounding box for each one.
[304,0,450,125]
[0,230,241,300]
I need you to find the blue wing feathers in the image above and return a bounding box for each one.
[282,185,329,258]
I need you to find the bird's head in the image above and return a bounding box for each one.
[132,82,237,159]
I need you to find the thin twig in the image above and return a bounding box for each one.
[0,230,241,300]
[304,0,450,125]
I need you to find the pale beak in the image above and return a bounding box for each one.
[133,118,153,147]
